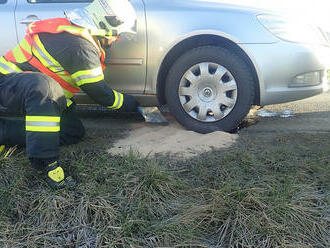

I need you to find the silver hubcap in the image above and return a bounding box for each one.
[179,62,238,122]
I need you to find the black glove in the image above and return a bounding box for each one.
[120,94,139,112]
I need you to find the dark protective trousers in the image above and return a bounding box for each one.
[0,72,85,160]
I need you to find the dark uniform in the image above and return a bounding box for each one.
[0,19,137,188]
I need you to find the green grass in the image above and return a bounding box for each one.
[0,128,329,247]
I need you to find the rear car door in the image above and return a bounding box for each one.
[0,0,17,56]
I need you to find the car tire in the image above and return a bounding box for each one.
[165,46,255,133]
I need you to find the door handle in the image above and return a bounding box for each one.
[20,15,40,25]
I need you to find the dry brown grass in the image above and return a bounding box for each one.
[0,130,329,247]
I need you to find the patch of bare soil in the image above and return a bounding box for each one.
[108,119,238,158]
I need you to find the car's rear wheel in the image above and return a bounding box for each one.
[165,46,255,133]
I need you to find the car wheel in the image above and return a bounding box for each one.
[165,46,255,133]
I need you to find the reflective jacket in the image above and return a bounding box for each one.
[0,18,110,107]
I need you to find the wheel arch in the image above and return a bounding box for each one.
[156,34,261,106]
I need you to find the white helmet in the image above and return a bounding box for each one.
[65,0,137,38]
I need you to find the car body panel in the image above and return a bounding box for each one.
[244,41,330,105]
[1,0,329,110]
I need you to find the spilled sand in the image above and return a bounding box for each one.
[108,117,238,158]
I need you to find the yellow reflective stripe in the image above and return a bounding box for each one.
[0,65,9,75]
[34,35,61,68]
[108,90,124,110]
[19,38,32,54]
[116,91,124,109]
[25,115,60,132]
[63,89,75,100]
[88,27,116,38]
[0,68,6,74]
[57,25,100,51]
[75,75,104,86]
[71,67,103,79]
[57,25,86,35]
[26,126,60,132]
[0,57,22,74]
[113,91,119,108]
[12,45,27,63]
[32,44,50,69]
[26,116,60,122]
[71,67,104,86]
[32,35,63,72]
[54,71,81,94]
[89,29,107,36]
[67,99,73,107]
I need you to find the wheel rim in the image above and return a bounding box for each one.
[178,62,238,122]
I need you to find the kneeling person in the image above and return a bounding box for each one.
[0,0,138,189]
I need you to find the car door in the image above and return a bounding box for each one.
[0,0,17,56]
[14,0,147,95]
[103,0,147,94]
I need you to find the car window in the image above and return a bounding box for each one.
[28,0,92,3]
[0,0,7,4]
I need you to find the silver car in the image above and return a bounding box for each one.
[1,0,330,133]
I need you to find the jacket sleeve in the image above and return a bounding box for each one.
[80,81,138,112]
[57,41,138,112]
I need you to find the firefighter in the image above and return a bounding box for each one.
[0,0,138,189]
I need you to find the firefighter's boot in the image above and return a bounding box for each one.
[43,161,76,190]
